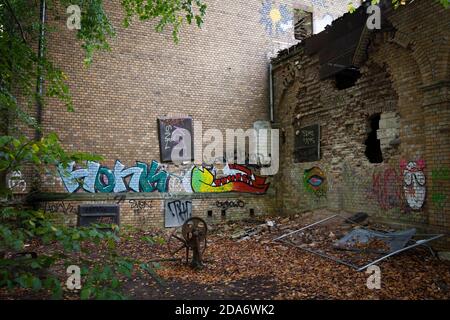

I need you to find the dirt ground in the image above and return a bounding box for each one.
[2,211,450,300]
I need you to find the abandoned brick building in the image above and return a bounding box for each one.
[8,1,450,250]
[272,0,450,249]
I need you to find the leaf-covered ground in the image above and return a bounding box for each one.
[2,211,450,300]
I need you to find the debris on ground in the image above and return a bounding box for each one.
[1,210,449,300]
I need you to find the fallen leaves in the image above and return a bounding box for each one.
[1,212,449,300]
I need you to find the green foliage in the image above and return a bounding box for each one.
[1,0,203,299]
[0,206,103,297]
[0,205,162,299]
[121,0,207,43]
[0,133,103,176]
[439,0,449,8]
[142,235,166,245]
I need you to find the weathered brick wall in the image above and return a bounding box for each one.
[42,195,273,228]
[272,0,450,249]
[17,1,350,229]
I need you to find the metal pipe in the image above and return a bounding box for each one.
[273,214,338,241]
[269,62,274,122]
[356,234,444,272]
[35,0,46,141]
[286,241,360,270]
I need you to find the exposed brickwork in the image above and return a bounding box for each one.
[19,1,350,229]
[42,195,273,228]
[272,0,450,249]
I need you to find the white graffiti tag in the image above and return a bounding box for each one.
[401,160,426,210]
[7,171,26,192]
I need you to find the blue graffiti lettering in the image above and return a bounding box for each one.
[58,160,169,193]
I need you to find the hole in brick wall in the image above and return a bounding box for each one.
[249,208,255,217]
[207,210,213,217]
[294,9,313,41]
[365,113,383,163]
[221,210,226,217]
[334,68,361,90]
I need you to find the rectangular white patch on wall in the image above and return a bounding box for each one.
[164,200,192,228]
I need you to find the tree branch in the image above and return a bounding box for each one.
[2,0,27,44]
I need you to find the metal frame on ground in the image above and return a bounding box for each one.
[273,214,444,272]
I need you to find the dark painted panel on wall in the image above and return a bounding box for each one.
[78,204,120,227]
[294,124,320,163]
[157,117,194,163]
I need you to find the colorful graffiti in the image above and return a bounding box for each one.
[401,160,426,210]
[59,161,270,194]
[303,167,327,197]
[58,160,169,193]
[191,164,269,194]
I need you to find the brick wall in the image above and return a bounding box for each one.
[19,1,350,229]
[42,195,274,228]
[271,0,450,249]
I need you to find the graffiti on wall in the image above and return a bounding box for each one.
[294,124,320,163]
[259,1,292,36]
[303,167,327,197]
[401,160,426,210]
[165,200,192,227]
[190,163,269,194]
[157,117,193,163]
[59,161,270,195]
[113,195,153,215]
[371,167,403,211]
[7,171,26,192]
[431,167,449,210]
[42,201,77,215]
[216,200,245,212]
[58,160,169,193]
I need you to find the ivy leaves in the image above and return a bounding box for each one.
[121,0,207,43]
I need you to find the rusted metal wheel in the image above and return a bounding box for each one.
[182,217,207,251]
[167,217,208,264]
[167,227,188,258]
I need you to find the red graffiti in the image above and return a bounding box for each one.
[213,164,269,193]
[371,168,403,210]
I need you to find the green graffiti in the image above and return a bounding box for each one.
[431,166,449,210]
[303,167,327,197]
[431,193,447,210]
[431,167,450,181]
[95,167,115,193]
[137,161,169,192]
[60,160,169,193]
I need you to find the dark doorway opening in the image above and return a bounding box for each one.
[365,114,383,163]
[335,68,361,90]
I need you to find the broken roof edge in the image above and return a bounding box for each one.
[270,42,305,66]
[270,0,397,66]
